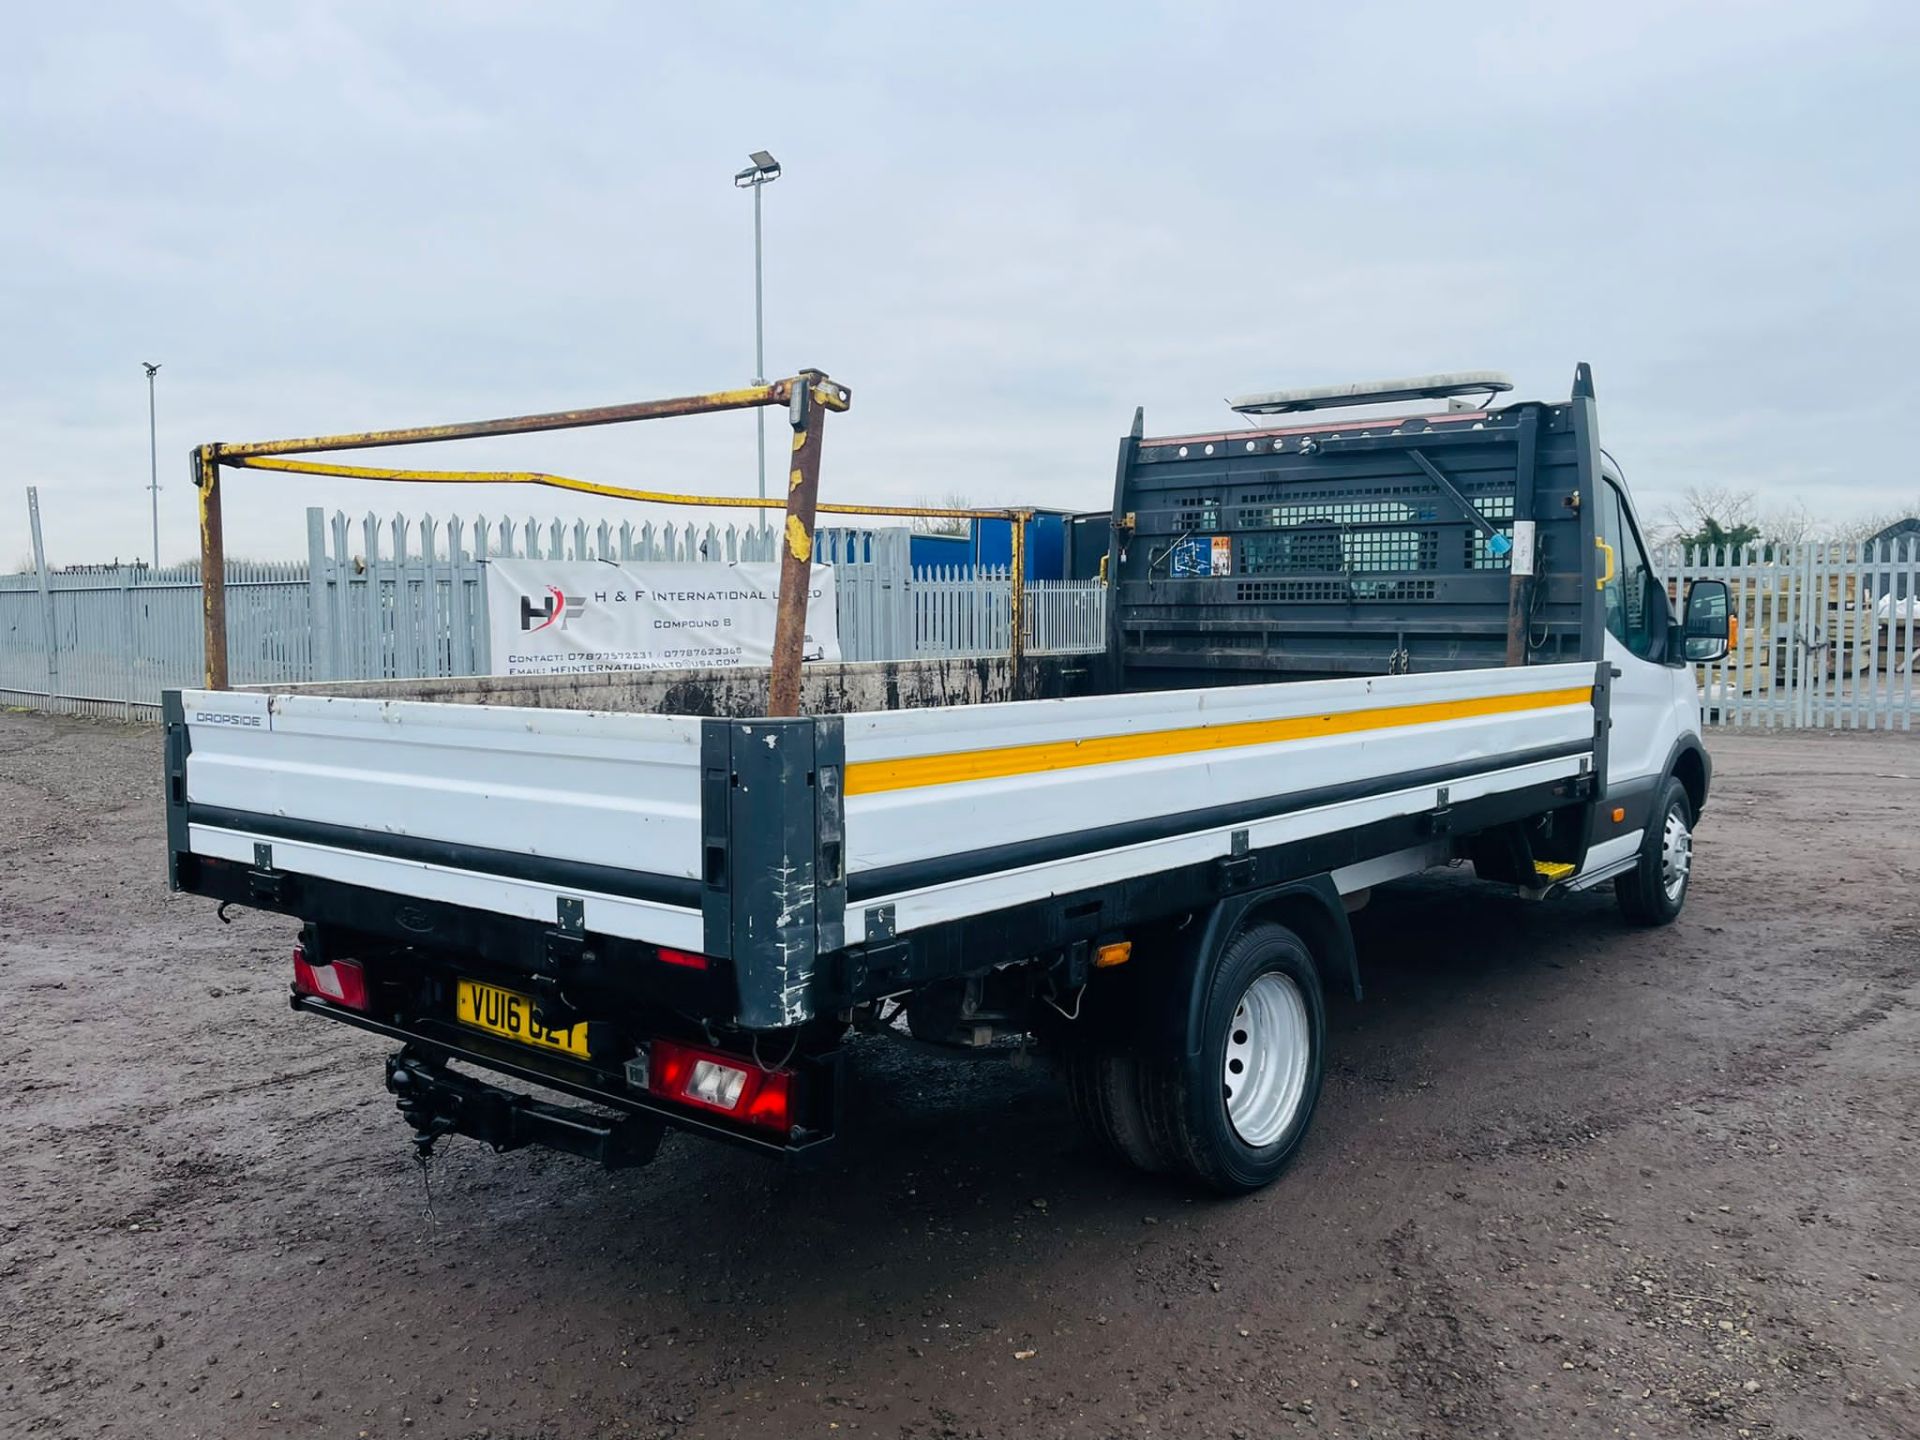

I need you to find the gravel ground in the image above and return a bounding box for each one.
[1,712,1916,1440]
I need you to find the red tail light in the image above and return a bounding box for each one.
[292,942,369,1012]
[648,1038,792,1133]
[655,947,710,971]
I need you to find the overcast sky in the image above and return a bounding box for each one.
[4,1,1916,567]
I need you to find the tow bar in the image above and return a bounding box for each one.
[386,1050,664,1169]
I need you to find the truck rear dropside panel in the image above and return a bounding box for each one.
[171,689,708,949]
[837,662,1599,941]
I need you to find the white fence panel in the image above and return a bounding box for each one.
[913,566,1010,656]
[1657,540,1919,731]
[1028,578,1107,654]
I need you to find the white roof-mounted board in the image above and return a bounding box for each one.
[1229,371,1514,415]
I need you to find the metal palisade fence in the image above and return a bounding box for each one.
[911,566,1108,657]
[1656,539,1919,730]
[0,558,310,719]
[7,516,1916,729]
[303,508,807,682]
[1,505,1107,718]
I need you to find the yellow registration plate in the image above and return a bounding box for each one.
[454,979,591,1059]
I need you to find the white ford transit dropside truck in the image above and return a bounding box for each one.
[165,365,1730,1192]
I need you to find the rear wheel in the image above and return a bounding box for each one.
[1616,777,1693,925]
[1065,1052,1165,1172]
[1136,922,1326,1194]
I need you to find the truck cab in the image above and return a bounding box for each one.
[1588,457,1714,910]
[1104,364,1723,912]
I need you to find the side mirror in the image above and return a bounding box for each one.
[1682,579,1730,662]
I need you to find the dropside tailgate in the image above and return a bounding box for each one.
[167,689,706,950]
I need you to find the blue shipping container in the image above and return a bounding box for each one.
[908,511,1075,579]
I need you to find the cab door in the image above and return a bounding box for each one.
[1592,475,1692,861]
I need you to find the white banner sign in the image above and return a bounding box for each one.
[485,560,839,676]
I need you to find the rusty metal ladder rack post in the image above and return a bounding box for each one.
[192,375,1036,710]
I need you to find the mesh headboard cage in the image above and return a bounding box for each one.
[1107,386,1599,691]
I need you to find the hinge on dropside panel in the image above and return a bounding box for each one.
[865,904,897,943]
[542,897,590,975]
[840,939,912,1003]
[1216,829,1256,891]
[533,898,595,1029]
[1426,787,1454,837]
[247,842,289,903]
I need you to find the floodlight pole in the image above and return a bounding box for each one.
[754,179,766,501]
[144,362,162,569]
[736,151,781,500]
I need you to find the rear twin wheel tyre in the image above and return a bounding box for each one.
[1070,922,1327,1194]
[1064,1051,1163,1174]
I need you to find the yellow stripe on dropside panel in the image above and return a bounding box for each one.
[843,685,1593,797]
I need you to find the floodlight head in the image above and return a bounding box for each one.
[734,150,782,187]
[142,361,162,378]
[1228,370,1514,416]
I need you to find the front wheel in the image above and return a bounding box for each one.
[1135,922,1327,1194]
[1616,777,1694,925]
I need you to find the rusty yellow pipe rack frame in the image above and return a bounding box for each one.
[193,373,1034,710]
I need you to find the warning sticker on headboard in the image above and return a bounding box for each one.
[1170,535,1233,578]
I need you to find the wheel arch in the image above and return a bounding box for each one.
[1240,882,1359,1003]
[1669,736,1710,818]
[1075,877,1358,1061]
[1174,877,1356,1058]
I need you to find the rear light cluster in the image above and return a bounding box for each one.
[291,941,369,1011]
[644,1038,792,1133]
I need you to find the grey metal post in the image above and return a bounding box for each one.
[306,507,333,681]
[753,180,766,500]
[27,487,58,701]
[144,362,162,568]
[118,564,134,720]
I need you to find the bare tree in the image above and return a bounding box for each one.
[1652,486,1917,552]
[1833,499,1920,545]
[1759,498,1824,547]
[1655,484,1758,544]
[910,490,976,537]
[1653,484,1762,552]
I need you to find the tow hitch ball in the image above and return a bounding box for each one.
[387,1051,455,1162]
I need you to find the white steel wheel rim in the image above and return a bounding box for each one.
[1661,806,1692,901]
[1223,971,1311,1148]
